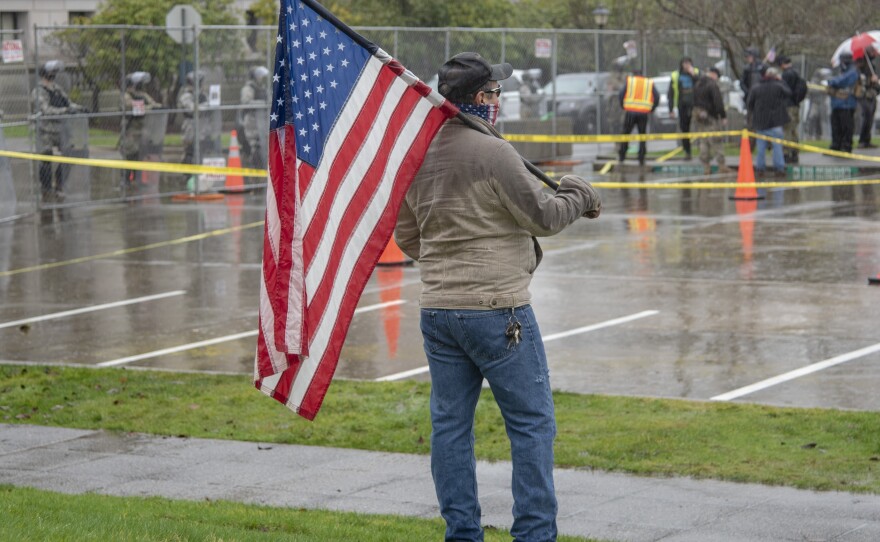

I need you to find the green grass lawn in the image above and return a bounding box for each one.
[2,365,879,493]
[0,485,594,542]
[3,127,194,150]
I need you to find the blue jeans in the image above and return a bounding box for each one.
[420,306,557,542]
[755,126,785,172]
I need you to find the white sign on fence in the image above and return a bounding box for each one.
[2,40,24,63]
[535,38,552,59]
[199,156,227,191]
[208,84,221,107]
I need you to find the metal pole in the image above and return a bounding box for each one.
[120,29,126,152]
[31,24,40,210]
[551,30,558,158]
[501,28,506,64]
[444,28,450,62]
[597,30,603,135]
[193,24,200,190]
[594,30,600,146]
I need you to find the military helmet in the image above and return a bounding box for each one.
[39,60,64,78]
[126,71,152,88]
[249,66,269,83]
[185,70,205,85]
[744,47,761,59]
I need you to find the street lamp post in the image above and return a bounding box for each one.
[593,5,609,68]
[593,5,610,135]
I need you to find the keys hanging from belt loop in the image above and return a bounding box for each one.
[505,308,522,349]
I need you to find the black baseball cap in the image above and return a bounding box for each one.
[437,52,513,99]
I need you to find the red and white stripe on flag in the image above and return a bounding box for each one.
[254,0,458,420]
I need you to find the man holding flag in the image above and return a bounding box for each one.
[395,52,601,542]
[256,1,600,539]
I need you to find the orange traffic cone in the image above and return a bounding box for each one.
[377,235,413,267]
[730,132,764,201]
[377,266,403,359]
[736,199,757,279]
[224,129,245,193]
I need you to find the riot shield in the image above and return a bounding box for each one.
[59,114,90,203]
[0,127,16,221]
[139,110,169,192]
[142,110,168,157]
[195,108,225,193]
[198,107,223,159]
[250,105,269,171]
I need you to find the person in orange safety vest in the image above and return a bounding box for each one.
[617,69,660,165]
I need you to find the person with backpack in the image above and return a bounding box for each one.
[779,56,807,163]
[828,52,859,153]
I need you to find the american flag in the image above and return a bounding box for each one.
[254,0,458,420]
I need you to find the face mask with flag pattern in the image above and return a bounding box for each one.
[456,102,500,126]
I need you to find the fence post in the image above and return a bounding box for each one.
[551,30,558,157]
[193,23,200,190]
[594,30,601,136]
[120,28,127,150]
[31,24,40,210]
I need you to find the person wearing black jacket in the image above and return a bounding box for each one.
[745,67,791,176]
[856,55,880,149]
[692,68,732,175]
[779,56,807,162]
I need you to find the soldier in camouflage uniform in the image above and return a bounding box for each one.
[177,70,208,166]
[32,60,83,201]
[238,66,269,170]
[119,72,160,187]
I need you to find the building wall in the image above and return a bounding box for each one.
[1,1,255,53]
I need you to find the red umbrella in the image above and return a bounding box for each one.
[831,32,880,66]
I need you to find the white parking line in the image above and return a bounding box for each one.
[711,341,880,402]
[0,290,187,330]
[96,300,407,368]
[541,310,659,341]
[376,310,660,382]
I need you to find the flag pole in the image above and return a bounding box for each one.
[456,112,560,190]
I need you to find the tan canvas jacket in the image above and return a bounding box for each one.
[394,115,600,310]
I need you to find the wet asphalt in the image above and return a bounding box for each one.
[1,146,880,412]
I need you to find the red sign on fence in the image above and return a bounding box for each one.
[2,40,24,63]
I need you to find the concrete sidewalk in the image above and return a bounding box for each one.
[2,424,879,541]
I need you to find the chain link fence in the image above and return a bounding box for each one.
[1,29,33,221]
[0,24,841,218]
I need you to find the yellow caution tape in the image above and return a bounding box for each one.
[590,179,880,190]
[598,161,615,175]
[504,130,741,143]
[655,146,683,163]
[0,149,268,178]
[748,132,880,162]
